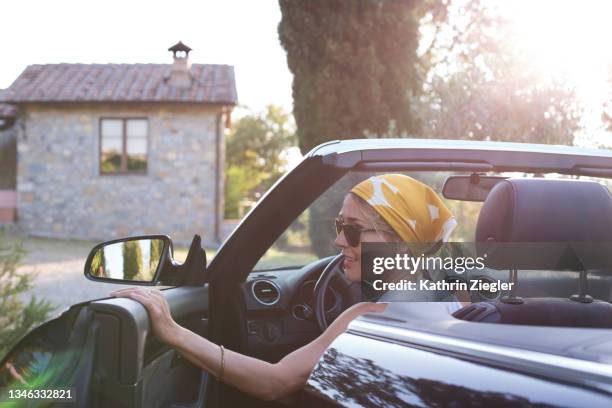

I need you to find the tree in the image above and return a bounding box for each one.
[278,0,421,154]
[278,0,422,255]
[0,231,54,358]
[225,105,296,218]
[89,249,107,278]
[122,241,142,281]
[149,239,162,276]
[415,64,582,144]
[277,0,584,255]
[415,0,582,144]
[128,239,163,282]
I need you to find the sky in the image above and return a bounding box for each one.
[0,0,610,146]
[0,0,293,113]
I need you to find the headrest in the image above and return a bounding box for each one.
[476,179,612,270]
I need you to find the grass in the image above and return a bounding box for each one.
[253,248,318,270]
[173,247,217,264]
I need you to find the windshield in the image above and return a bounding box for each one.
[254,170,612,271]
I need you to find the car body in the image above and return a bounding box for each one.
[1,139,612,407]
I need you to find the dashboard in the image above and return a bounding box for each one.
[238,258,342,361]
[235,257,550,361]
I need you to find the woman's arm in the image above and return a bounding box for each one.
[111,288,386,401]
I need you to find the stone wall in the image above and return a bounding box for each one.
[16,103,225,247]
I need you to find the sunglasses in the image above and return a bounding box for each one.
[335,217,377,247]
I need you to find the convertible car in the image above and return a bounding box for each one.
[1,139,612,407]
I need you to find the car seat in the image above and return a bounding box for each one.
[453,178,612,328]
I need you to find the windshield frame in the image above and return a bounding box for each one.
[208,140,612,284]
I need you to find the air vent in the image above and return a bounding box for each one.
[252,280,280,305]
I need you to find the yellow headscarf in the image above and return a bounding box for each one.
[350,174,456,243]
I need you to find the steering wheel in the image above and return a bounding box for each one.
[313,254,360,331]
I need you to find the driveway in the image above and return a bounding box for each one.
[13,235,138,317]
[10,233,304,318]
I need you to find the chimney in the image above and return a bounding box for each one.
[168,41,193,88]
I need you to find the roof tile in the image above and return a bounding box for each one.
[4,63,237,104]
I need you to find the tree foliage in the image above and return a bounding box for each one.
[0,231,54,359]
[89,249,107,278]
[225,105,296,218]
[149,239,161,276]
[415,0,582,144]
[122,241,142,281]
[278,0,421,154]
[279,0,583,147]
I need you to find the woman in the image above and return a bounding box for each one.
[111,174,456,402]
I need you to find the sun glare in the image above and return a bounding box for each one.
[496,0,612,145]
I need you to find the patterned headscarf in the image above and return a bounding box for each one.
[351,174,457,243]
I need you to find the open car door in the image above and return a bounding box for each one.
[0,236,212,408]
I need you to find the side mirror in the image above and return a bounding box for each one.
[84,235,171,285]
[85,234,208,286]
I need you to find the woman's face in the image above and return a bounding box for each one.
[334,194,392,282]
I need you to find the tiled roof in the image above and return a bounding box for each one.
[3,64,237,104]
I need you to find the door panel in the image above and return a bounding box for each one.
[0,305,97,407]
[0,286,210,408]
[89,285,210,407]
[89,286,209,385]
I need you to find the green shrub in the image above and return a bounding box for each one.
[0,231,54,359]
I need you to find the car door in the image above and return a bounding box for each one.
[305,314,612,407]
[0,157,340,408]
[0,285,211,408]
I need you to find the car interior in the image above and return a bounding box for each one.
[2,162,611,407]
[453,177,612,328]
[216,170,612,406]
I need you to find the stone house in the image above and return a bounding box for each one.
[0,42,237,246]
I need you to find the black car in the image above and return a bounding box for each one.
[1,139,612,407]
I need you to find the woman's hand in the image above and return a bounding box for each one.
[110,288,182,346]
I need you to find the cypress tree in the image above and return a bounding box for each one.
[122,241,143,281]
[148,239,162,278]
[278,0,421,154]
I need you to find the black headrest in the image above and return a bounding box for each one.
[476,178,612,270]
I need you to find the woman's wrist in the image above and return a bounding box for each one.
[165,322,186,347]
